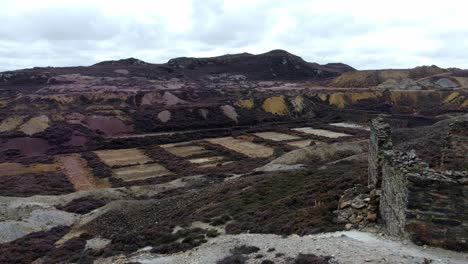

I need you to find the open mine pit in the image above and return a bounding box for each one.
[0,49,466,264]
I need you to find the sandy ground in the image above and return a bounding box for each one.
[189,156,226,164]
[329,122,370,131]
[94,148,152,167]
[287,139,314,148]
[0,162,59,176]
[292,127,351,138]
[112,163,174,181]
[120,231,468,264]
[254,131,301,141]
[162,144,210,157]
[207,137,274,158]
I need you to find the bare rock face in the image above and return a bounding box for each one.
[157,110,171,123]
[0,209,79,243]
[377,78,422,90]
[141,92,188,106]
[220,105,238,123]
[435,78,458,89]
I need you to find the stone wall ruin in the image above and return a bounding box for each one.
[369,117,467,251]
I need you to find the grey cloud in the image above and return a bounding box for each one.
[187,1,274,47]
[1,1,468,71]
[0,6,120,41]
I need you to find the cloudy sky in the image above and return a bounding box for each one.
[1,0,468,71]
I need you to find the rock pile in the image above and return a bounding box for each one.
[333,184,380,229]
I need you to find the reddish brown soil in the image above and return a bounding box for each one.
[0,137,50,157]
[83,116,134,136]
[65,135,88,146]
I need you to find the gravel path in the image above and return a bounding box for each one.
[126,231,467,264]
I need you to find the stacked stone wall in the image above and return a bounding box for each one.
[441,120,468,170]
[369,118,468,251]
[368,117,392,189]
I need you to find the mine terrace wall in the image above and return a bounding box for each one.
[369,117,468,251]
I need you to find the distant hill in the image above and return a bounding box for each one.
[166,49,355,80]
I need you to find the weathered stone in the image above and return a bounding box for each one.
[368,117,392,188]
[334,208,353,224]
[367,212,377,222]
[351,194,368,209]
[338,184,368,209]
[339,200,351,209]
[356,215,364,223]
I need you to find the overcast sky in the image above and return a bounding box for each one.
[1,0,468,71]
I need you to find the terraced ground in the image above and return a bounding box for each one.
[0,122,370,196]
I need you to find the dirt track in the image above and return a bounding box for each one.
[111,231,468,264]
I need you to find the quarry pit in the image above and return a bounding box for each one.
[0,50,467,263]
